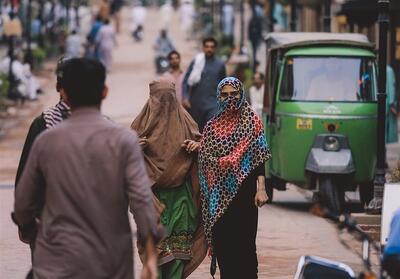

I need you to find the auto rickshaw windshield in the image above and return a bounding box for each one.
[280,56,376,102]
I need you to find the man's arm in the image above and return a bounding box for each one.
[182,60,195,102]
[124,132,163,246]
[15,115,46,187]
[14,138,45,242]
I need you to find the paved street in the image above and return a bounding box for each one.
[0,7,392,279]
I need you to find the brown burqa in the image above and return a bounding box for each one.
[131,80,206,278]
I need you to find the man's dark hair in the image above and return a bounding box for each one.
[59,58,106,108]
[202,37,218,47]
[167,50,180,60]
[56,57,70,92]
[255,72,265,80]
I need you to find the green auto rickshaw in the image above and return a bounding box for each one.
[263,33,377,213]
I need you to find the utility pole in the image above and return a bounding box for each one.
[25,0,33,66]
[367,0,390,214]
[323,0,331,32]
[239,0,244,53]
[220,0,224,34]
[269,0,275,32]
[38,0,45,47]
[66,0,70,32]
[290,0,296,32]
[210,0,215,35]
[75,0,81,31]
[7,0,16,100]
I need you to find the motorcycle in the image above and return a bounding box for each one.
[155,55,169,75]
[294,204,397,279]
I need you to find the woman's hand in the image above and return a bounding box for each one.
[182,99,191,110]
[254,176,268,207]
[182,140,200,153]
[254,190,268,208]
[139,137,148,148]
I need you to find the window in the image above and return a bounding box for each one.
[280,56,376,102]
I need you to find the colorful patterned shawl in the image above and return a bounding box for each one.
[198,77,271,248]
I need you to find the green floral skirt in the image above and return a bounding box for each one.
[154,180,198,279]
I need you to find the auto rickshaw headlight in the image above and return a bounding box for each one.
[323,136,340,152]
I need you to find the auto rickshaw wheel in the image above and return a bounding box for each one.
[319,176,344,215]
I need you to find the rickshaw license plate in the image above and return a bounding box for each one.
[296,118,313,130]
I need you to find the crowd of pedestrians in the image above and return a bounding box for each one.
[9,0,276,276]
[13,51,272,278]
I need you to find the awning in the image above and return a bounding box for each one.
[339,0,400,26]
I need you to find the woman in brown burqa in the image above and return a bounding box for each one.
[131,80,206,279]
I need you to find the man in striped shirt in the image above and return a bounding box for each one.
[13,59,72,275]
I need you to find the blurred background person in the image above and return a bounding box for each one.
[249,72,265,117]
[110,0,124,33]
[99,0,110,21]
[0,52,41,101]
[131,1,147,42]
[154,29,175,74]
[160,0,173,30]
[182,37,226,132]
[180,0,195,41]
[162,50,184,103]
[85,16,104,59]
[65,30,83,59]
[96,19,117,72]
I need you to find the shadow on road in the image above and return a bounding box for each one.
[271,201,313,212]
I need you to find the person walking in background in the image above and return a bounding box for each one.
[198,77,271,278]
[131,80,206,279]
[386,65,398,144]
[0,53,41,101]
[96,19,117,71]
[13,58,162,279]
[131,1,147,42]
[180,0,195,41]
[182,37,226,132]
[110,0,124,33]
[65,30,83,58]
[153,29,175,74]
[86,15,103,59]
[162,50,184,103]
[160,0,173,30]
[249,72,265,117]
[248,6,263,72]
[98,0,110,21]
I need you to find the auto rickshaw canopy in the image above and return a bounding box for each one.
[265,32,374,51]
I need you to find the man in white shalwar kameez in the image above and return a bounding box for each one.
[180,0,195,40]
[95,19,116,71]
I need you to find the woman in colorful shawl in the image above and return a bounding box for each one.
[131,80,207,279]
[198,77,271,278]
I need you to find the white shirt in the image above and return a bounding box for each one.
[249,85,264,117]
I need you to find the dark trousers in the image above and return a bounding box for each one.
[212,176,259,279]
[189,106,218,133]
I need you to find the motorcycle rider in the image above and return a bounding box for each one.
[153,29,175,74]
